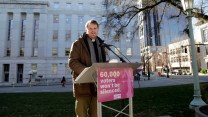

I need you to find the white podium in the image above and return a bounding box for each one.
[75,63,141,117]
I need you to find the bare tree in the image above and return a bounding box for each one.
[104,0,208,37]
[141,47,160,79]
[141,53,152,80]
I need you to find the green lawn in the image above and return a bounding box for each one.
[0,83,207,117]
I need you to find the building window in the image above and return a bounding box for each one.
[78,30,84,38]
[8,20,13,40]
[8,13,13,41]
[34,13,39,40]
[113,0,121,5]
[33,48,38,57]
[101,16,107,25]
[207,62,208,69]
[170,57,173,63]
[203,29,208,42]
[66,15,71,24]
[90,3,95,11]
[115,48,120,55]
[65,30,71,40]
[53,15,59,23]
[65,63,70,74]
[65,48,70,56]
[126,48,132,56]
[78,3,83,10]
[20,13,26,40]
[31,64,37,70]
[6,48,11,57]
[172,49,176,54]
[102,4,107,10]
[52,48,58,56]
[53,30,58,41]
[170,49,173,55]
[78,16,84,27]
[90,15,96,20]
[3,64,10,82]
[205,45,208,55]
[185,55,188,61]
[66,3,71,8]
[51,64,58,74]
[140,26,144,36]
[54,2,59,8]
[20,19,26,40]
[19,48,24,57]
[34,19,39,40]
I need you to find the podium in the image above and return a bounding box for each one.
[75,63,141,117]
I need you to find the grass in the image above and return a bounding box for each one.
[0,83,207,117]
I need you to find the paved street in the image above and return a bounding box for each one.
[135,75,208,88]
[0,75,207,93]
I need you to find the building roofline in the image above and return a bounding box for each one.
[0,0,48,6]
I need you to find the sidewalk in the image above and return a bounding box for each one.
[1,75,207,93]
[0,79,73,87]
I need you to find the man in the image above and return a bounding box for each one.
[69,20,106,117]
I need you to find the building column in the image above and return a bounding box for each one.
[0,13,7,57]
[0,12,7,82]
[9,63,17,83]
[71,15,78,42]
[11,12,21,57]
[24,13,34,57]
[23,63,31,83]
[38,13,48,77]
[38,13,47,57]
[58,14,65,57]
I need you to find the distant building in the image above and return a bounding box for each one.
[0,0,140,84]
[168,35,202,74]
[138,0,187,72]
[168,37,191,74]
[194,21,208,70]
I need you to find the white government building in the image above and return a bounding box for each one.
[0,0,140,84]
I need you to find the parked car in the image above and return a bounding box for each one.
[182,71,187,75]
[176,72,182,75]
[186,72,192,75]
[171,71,177,75]
[171,70,182,75]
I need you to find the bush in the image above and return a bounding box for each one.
[201,83,208,102]
[200,69,207,74]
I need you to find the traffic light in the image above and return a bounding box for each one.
[197,47,200,53]
[185,47,187,53]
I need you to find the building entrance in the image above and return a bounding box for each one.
[3,64,10,82]
[17,64,23,83]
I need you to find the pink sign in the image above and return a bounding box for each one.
[97,68,133,102]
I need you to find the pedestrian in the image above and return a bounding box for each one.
[137,72,141,81]
[158,72,161,77]
[68,20,107,117]
[166,68,170,78]
[61,76,66,87]
[148,71,150,80]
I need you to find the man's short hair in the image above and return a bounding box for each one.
[85,20,99,29]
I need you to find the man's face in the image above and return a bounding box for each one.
[86,23,99,39]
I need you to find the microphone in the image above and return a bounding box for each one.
[99,43,113,47]
[99,42,113,50]
[99,43,113,48]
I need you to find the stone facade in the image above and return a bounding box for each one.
[0,0,140,84]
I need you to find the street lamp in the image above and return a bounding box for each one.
[180,0,206,109]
